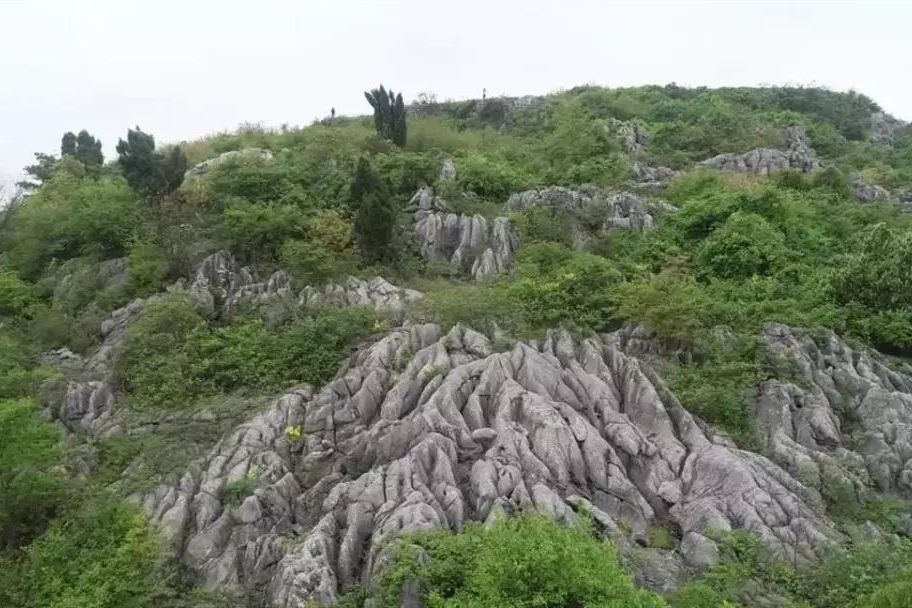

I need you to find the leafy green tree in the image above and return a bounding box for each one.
[365,85,407,146]
[216,198,307,264]
[116,127,185,197]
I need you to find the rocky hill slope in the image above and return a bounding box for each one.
[2,85,912,608]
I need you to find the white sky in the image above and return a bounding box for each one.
[1,0,911,192]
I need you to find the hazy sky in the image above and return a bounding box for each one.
[2,0,911,192]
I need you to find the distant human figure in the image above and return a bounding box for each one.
[331,107,336,121]
[482,88,487,100]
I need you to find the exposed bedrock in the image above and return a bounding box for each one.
[141,324,857,605]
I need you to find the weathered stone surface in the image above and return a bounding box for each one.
[300,276,423,313]
[851,172,893,203]
[506,186,670,233]
[185,148,274,180]
[699,126,820,175]
[631,162,679,192]
[757,324,912,499]
[438,158,457,182]
[144,323,847,605]
[410,187,518,280]
[871,112,903,147]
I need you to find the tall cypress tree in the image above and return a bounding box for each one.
[350,155,396,264]
[364,85,407,147]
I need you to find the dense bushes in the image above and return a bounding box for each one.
[17,501,170,608]
[117,295,377,408]
[369,516,666,608]
[1,173,139,279]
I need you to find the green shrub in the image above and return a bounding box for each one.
[117,294,207,408]
[834,223,912,311]
[455,152,533,200]
[373,515,666,608]
[613,272,709,342]
[0,269,36,317]
[696,212,788,280]
[1,173,139,279]
[126,238,170,297]
[280,210,356,285]
[118,295,376,409]
[216,198,308,265]
[19,500,171,608]
[0,398,65,550]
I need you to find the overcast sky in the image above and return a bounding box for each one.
[2,0,911,193]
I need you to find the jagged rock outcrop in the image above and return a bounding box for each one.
[42,252,421,440]
[505,186,673,233]
[870,111,903,147]
[699,126,821,175]
[438,158,457,182]
[410,187,518,280]
[757,324,912,499]
[607,119,649,155]
[631,162,679,192]
[851,172,893,203]
[185,148,274,180]
[300,276,423,314]
[143,323,848,605]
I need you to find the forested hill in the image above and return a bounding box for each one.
[2,84,912,608]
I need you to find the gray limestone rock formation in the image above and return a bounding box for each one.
[756,324,912,500]
[185,148,274,180]
[505,186,671,233]
[631,162,680,192]
[438,158,457,182]
[300,276,423,313]
[142,323,848,605]
[608,119,649,155]
[410,187,518,280]
[851,172,893,203]
[699,126,821,176]
[870,112,903,147]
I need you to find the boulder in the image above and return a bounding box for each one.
[699,126,820,175]
[851,172,893,203]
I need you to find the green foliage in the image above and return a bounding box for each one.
[372,515,666,608]
[61,130,104,168]
[280,210,356,285]
[1,172,139,279]
[364,85,407,146]
[116,294,207,408]
[19,500,170,608]
[118,295,376,409]
[613,272,709,342]
[834,223,912,311]
[126,238,170,297]
[0,269,37,317]
[351,156,398,264]
[501,243,622,333]
[455,152,533,199]
[216,198,307,264]
[0,398,65,549]
[116,127,185,197]
[695,212,787,280]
